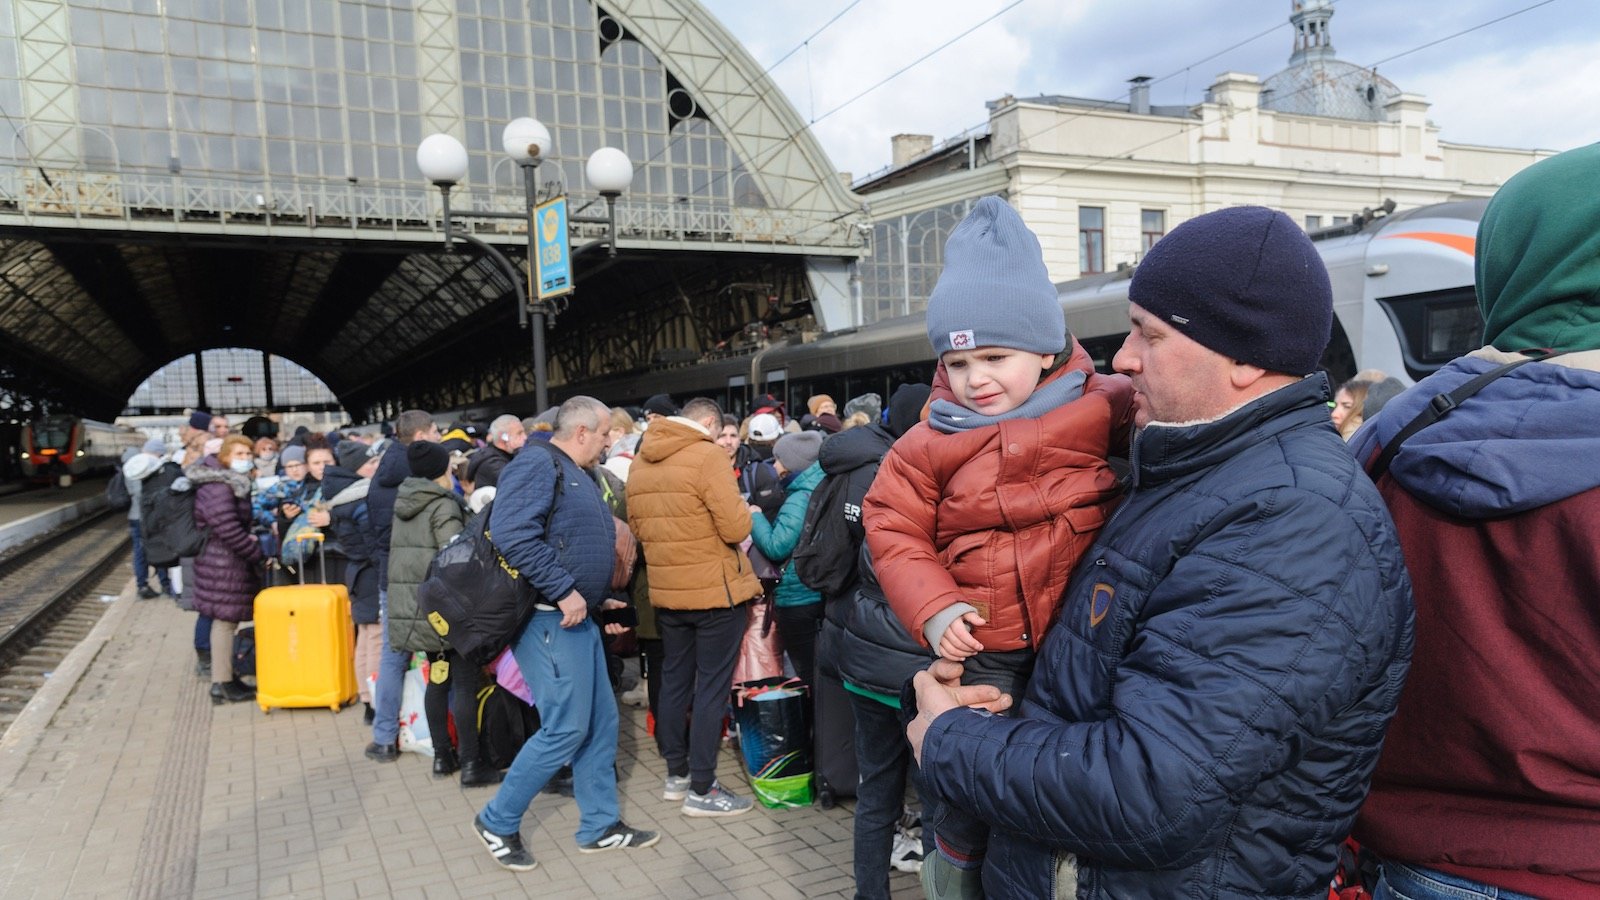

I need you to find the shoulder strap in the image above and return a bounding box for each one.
[1368,353,1556,482]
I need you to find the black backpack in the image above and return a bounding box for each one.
[417,442,564,664]
[140,461,208,568]
[791,471,857,598]
[105,469,132,511]
[476,684,541,769]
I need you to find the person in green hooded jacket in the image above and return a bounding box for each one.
[748,430,825,684]
[388,440,500,787]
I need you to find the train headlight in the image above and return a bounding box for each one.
[76,450,85,457]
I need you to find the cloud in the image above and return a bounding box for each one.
[698,0,1599,177]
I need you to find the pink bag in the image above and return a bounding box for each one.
[731,593,785,686]
[492,647,534,705]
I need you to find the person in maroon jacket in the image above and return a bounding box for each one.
[1352,144,1600,899]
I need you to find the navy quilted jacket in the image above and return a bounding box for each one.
[490,441,615,612]
[919,376,1414,899]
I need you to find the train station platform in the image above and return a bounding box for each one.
[0,481,108,555]
[0,578,918,899]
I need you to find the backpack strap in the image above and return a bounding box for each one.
[1368,352,1558,482]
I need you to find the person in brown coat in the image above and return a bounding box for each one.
[626,396,762,817]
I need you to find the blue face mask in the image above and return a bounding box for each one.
[229,458,254,474]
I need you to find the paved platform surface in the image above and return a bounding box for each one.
[0,581,921,899]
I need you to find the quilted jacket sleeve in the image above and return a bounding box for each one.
[919,489,1392,867]
[863,434,967,646]
[197,483,262,562]
[749,476,811,562]
[491,449,578,603]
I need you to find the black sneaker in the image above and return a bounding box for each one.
[137,585,159,600]
[577,821,661,854]
[362,703,375,726]
[474,814,538,871]
[364,741,399,763]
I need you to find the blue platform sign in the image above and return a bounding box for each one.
[534,196,572,300]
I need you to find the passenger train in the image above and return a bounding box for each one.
[19,415,146,485]
[548,199,1485,419]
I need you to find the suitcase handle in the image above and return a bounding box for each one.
[291,532,327,584]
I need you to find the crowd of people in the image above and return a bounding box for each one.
[114,142,1598,900]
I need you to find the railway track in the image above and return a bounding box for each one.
[0,510,132,735]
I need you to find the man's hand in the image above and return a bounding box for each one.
[906,658,1012,764]
[600,598,632,636]
[937,612,987,660]
[307,509,331,528]
[282,502,302,519]
[557,590,588,628]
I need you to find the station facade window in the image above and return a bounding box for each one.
[1305,214,1323,230]
[1079,206,1105,275]
[1140,209,1166,255]
[859,198,973,325]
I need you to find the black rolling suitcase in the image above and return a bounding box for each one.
[811,667,858,808]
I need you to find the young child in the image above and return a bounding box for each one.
[863,196,1133,881]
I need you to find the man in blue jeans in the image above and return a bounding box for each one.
[473,397,656,870]
[364,409,438,761]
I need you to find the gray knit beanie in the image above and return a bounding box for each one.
[925,196,1067,358]
[773,431,823,474]
[1128,206,1332,375]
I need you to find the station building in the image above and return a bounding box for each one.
[851,0,1556,324]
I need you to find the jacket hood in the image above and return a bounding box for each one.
[638,417,712,463]
[376,446,410,489]
[1352,350,1600,517]
[123,453,164,482]
[321,466,369,507]
[185,456,252,498]
[818,423,893,477]
[787,461,826,493]
[1477,142,1600,353]
[394,477,459,521]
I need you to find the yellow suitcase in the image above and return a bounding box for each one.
[255,534,358,712]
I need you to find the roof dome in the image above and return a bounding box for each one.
[1260,0,1402,122]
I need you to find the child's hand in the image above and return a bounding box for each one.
[937,612,986,660]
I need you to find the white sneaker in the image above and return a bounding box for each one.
[663,774,691,801]
[620,685,648,708]
[890,831,925,873]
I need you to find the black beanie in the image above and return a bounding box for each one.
[407,440,450,479]
[1129,206,1332,375]
[887,383,933,438]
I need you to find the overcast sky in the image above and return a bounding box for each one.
[697,0,1600,180]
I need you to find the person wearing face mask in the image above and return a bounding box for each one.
[187,434,264,704]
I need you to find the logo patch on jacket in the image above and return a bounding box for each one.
[1089,583,1114,628]
[949,329,975,349]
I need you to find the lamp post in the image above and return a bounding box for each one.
[416,122,632,412]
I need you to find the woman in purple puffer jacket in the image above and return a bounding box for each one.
[188,434,263,705]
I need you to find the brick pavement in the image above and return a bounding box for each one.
[0,585,922,899]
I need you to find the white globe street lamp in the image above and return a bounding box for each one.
[416,133,468,186]
[585,147,634,195]
[415,120,632,414]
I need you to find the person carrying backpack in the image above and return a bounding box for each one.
[805,383,935,899]
[121,439,174,599]
[142,448,212,675]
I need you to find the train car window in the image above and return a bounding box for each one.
[1376,287,1484,381]
[1076,334,1128,375]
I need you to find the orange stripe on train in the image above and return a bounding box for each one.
[1379,231,1476,256]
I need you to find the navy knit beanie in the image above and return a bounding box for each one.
[925,196,1067,358]
[407,440,450,480]
[1129,206,1332,375]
